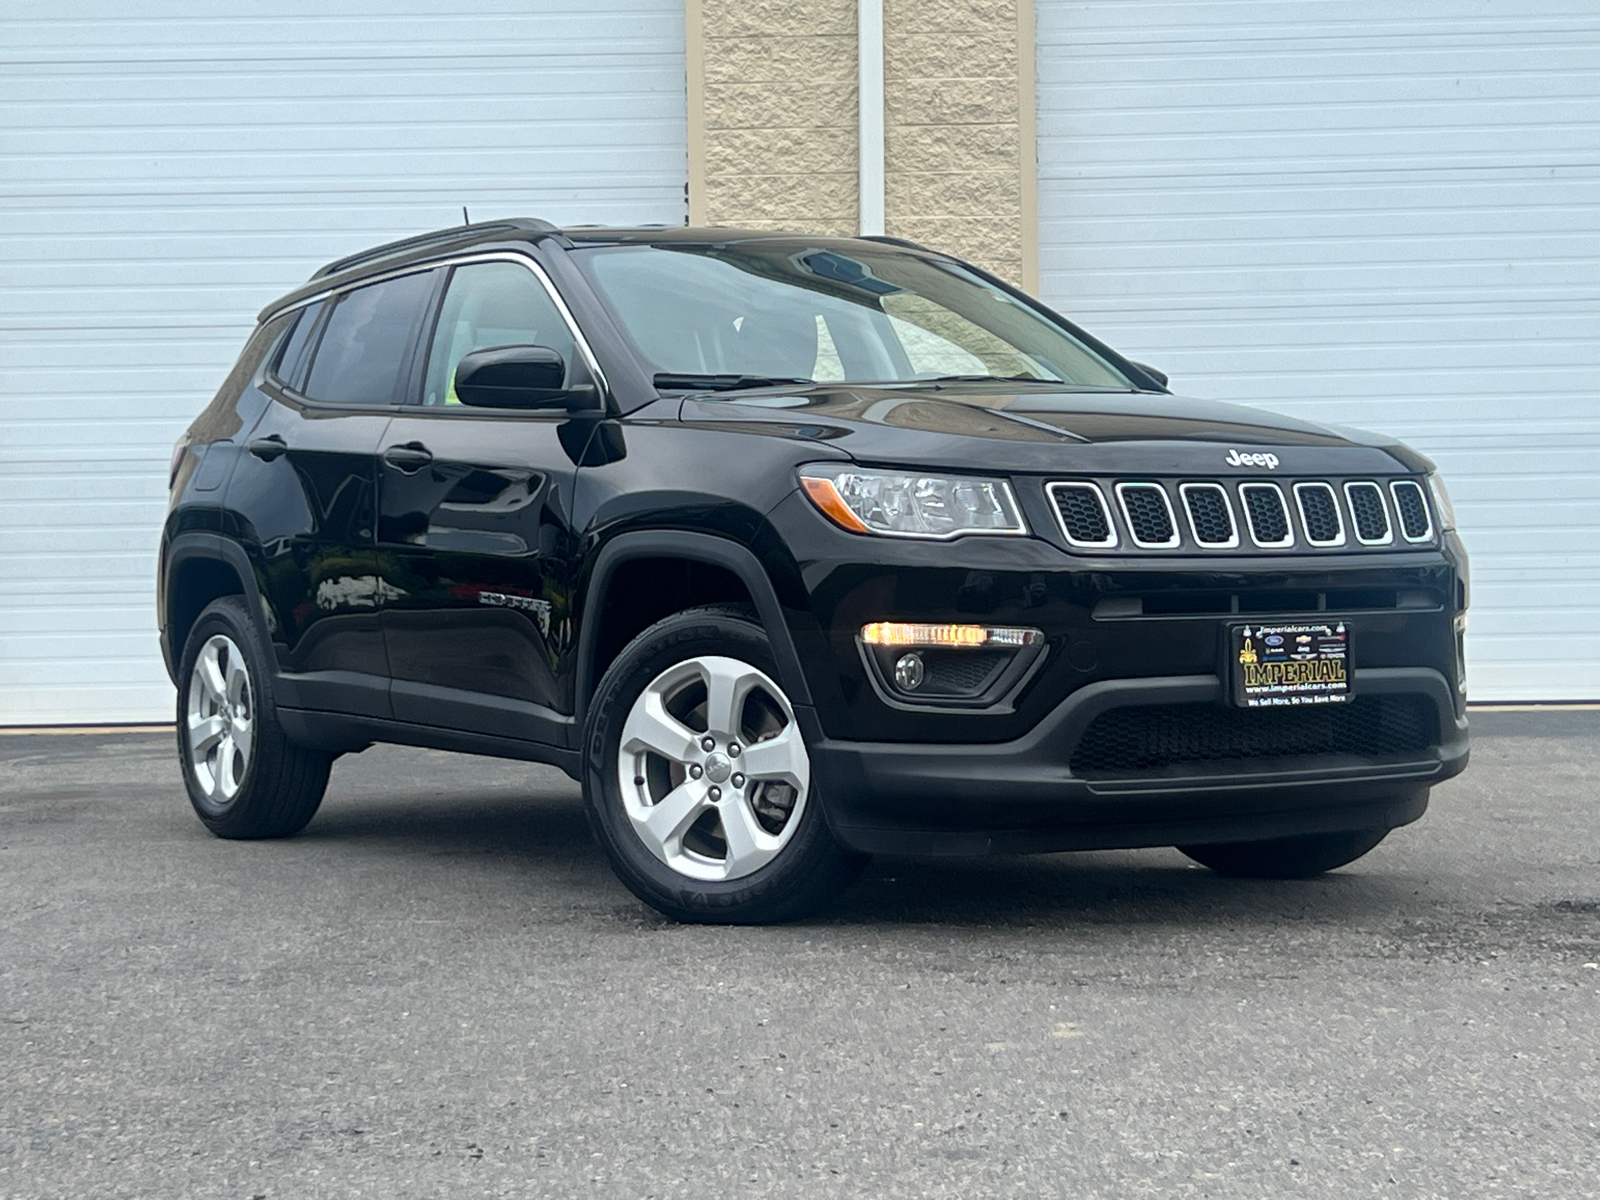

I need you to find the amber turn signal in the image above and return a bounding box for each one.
[800,476,871,533]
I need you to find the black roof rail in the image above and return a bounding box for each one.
[309,217,561,280]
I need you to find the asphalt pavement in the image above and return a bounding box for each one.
[2,711,1597,1199]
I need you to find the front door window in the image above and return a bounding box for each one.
[423,261,578,406]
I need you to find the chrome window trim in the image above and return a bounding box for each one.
[1178,481,1240,549]
[1114,482,1181,549]
[1046,481,1119,549]
[259,250,610,400]
[1390,480,1435,543]
[1293,481,1346,548]
[1343,481,1394,546]
[1238,482,1296,549]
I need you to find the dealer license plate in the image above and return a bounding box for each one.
[1232,621,1351,708]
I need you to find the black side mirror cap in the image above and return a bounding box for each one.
[455,344,597,410]
[1128,360,1169,390]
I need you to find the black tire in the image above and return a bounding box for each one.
[176,595,331,839]
[1178,827,1390,879]
[581,603,868,924]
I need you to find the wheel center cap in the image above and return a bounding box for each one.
[704,751,732,784]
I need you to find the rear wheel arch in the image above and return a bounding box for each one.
[575,531,813,728]
[163,535,274,682]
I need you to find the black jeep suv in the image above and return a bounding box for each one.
[160,219,1468,922]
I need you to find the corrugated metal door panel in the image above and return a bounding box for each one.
[0,0,687,724]
[1036,0,1600,700]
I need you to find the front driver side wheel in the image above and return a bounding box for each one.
[582,604,867,923]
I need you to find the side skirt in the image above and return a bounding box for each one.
[276,707,581,780]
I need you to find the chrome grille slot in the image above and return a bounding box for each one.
[1047,482,1117,548]
[1294,482,1345,547]
[1239,482,1293,548]
[1344,482,1392,545]
[1115,483,1179,548]
[1179,482,1238,548]
[1391,480,1434,541]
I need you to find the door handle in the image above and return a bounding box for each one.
[247,435,287,462]
[382,442,434,473]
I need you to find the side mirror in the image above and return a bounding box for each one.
[454,344,596,410]
[1129,360,1169,390]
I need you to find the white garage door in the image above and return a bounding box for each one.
[1,0,687,725]
[1036,1,1600,701]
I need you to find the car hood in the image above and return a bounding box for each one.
[678,385,1429,476]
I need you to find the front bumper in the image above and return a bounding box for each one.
[804,667,1467,856]
[767,490,1469,854]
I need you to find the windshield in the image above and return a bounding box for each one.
[576,242,1135,392]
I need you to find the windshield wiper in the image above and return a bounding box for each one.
[913,374,1067,385]
[654,372,816,392]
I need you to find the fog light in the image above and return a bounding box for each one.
[894,652,925,691]
[857,620,1047,708]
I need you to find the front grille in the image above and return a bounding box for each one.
[1295,483,1344,546]
[1069,695,1435,775]
[1240,483,1293,546]
[1181,483,1237,546]
[1117,483,1178,547]
[1391,481,1433,541]
[1048,482,1116,547]
[1045,476,1436,554]
[1345,482,1391,544]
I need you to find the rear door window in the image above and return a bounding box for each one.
[302,270,435,406]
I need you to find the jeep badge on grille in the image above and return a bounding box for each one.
[1225,449,1280,469]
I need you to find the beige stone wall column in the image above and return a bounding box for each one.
[687,0,860,236]
[686,0,1037,287]
[883,0,1035,288]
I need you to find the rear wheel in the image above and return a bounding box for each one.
[177,596,331,839]
[1178,827,1390,879]
[582,604,867,923]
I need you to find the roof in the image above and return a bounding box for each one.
[260,220,944,321]
[312,220,939,275]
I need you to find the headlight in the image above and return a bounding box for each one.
[799,467,1027,539]
[1426,472,1457,532]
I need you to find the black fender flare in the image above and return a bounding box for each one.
[161,532,274,684]
[573,530,814,730]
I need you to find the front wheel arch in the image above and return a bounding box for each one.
[573,531,815,730]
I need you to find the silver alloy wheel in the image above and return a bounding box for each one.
[186,634,255,806]
[616,655,811,882]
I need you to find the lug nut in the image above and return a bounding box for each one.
[689,764,703,779]
[708,786,722,802]
[731,773,745,789]
[701,736,716,752]
[727,742,740,756]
